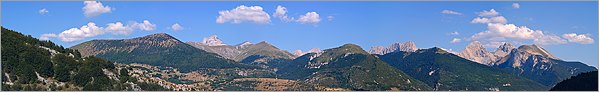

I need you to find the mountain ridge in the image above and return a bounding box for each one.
[71,33,259,72]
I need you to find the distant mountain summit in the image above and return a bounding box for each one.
[293,48,322,57]
[368,41,417,55]
[494,43,516,57]
[201,35,227,46]
[457,41,498,65]
[186,35,294,66]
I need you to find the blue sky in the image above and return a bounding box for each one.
[2,1,597,66]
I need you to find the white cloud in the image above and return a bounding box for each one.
[42,20,157,42]
[477,9,499,17]
[105,22,133,35]
[39,8,49,15]
[327,16,334,21]
[512,3,520,9]
[171,23,184,31]
[471,16,507,24]
[297,12,321,24]
[472,23,567,45]
[450,38,462,43]
[450,31,459,35]
[40,34,58,40]
[441,10,462,15]
[57,22,105,42]
[132,20,156,31]
[273,5,293,22]
[562,33,594,44]
[216,5,270,24]
[535,35,567,45]
[83,1,112,18]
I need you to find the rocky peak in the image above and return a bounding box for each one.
[235,41,253,49]
[201,35,226,46]
[398,41,418,52]
[368,41,418,55]
[293,48,323,57]
[465,41,484,50]
[368,46,386,55]
[293,50,304,56]
[236,41,253,46]
[516,44,559,60]
[254,41,274,47]
[307,48,322,53]
[458,41,497,65]
[494,42,516,57]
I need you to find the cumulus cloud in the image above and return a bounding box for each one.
[471,16,508,24]
[441,10,462,15]
[171,23,184,31]
[512,3,520,9]
[132,20,156,31]
[273,5,293,22]
[216,5,270,24]
[105,22,133,35]
[83,1,112,18]
[450,38,462,43]
[562,33,594,44]
[477,9,499,17]
[56,22,105,42]
[472,23,566,45]
[297,12,321,24]
[41,20,157,42]
[39,8,49,15]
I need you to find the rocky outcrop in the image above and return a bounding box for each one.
[457,41,498,65]
[368,41,418,55]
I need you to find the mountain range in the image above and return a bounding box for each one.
[370,40,597,87]
[3,27,596,91]
[379,47,548,91]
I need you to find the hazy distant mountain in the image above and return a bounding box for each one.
[276,44,432,91]
[550,71,598,91]
[368,41,417,55]
[187,35,295,66]
[493,44,597,86]
[457,41,498,65]
[292,48,322,57]
[187,36,242,61]
[379,47,548,91]
[71,33,258,72]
